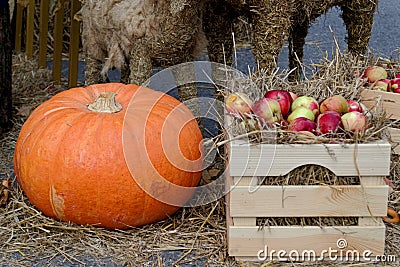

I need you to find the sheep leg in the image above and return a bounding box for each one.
[202,1,239,167]
[202,0,235,120]
[250,0,293,74]
[288,20,309,81]
[120,62,130,84]
[127,42,153,85]
[85,57,108,85]
[341,0,377,56]
[203,0,235,66]
[82,9,107,85]
[173,63,197,103]
[202,0,236,106]
[171,62,205,136]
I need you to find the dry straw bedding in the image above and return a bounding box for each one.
[1,50,399,266]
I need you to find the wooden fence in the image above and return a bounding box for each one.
[14,0,81,88]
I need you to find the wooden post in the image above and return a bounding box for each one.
[0,0,13,134]
[52,0,65,84]
[25,0,35,58]
[38,0,50,67]
[14,1,23,51]
[68,0,81,88]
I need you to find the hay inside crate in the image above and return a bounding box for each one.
[224,112,391,262]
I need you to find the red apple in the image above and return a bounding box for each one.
[317,111,342,134]
[396,74,400,79]
[346,99,363,113]
[320,95,349,114]
[341,111,367,132]
[288,117,317,132]
[252,98,283,123]
[363,66,388,83]
[389,78,400,93]
[287,106,315,123]
[372,79,391,91]
[225,92,253,116]
[291,96,319,116]
[264,90,293,116]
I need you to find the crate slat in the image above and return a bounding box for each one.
[228,224,386,257]
[361,89,400,154]
[228,141,391,177]
[388,127,400,154]
[361,89,400,120]
[230,184,388,217]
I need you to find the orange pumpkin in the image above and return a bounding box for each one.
[14,83,203,229]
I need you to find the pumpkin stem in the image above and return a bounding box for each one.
[87,92,123,113]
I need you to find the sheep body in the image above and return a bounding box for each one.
[82,0,206,84]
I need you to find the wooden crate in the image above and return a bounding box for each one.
[361,89,400,154]
[225,117,391,262]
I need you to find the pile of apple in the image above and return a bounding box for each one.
[364,66,400,92]
[225,90,367,136]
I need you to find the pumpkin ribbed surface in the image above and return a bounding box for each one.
[13,83,203,229]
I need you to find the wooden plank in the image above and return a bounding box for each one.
[68,0,81,88]
[25,0,35,58]
[14,2,23,51]
[358,177,387,226]
[361,89,400,120]
[38,0,50,67]
[388,127,400,154]
[232,177,257,226]
[228,225,386,257]
[230,185,388,217]
[52,0,65,84]
[228,141,391,177]
[225,180,233,246]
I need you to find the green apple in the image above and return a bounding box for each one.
[287,106,315,123]
[291,96,319,116]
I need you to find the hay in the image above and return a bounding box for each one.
[3,45,400,266]
[0,187,228,266]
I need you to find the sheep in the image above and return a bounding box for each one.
[83,0,378,84]
[82,0,207,103]
[203,0,378,79]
